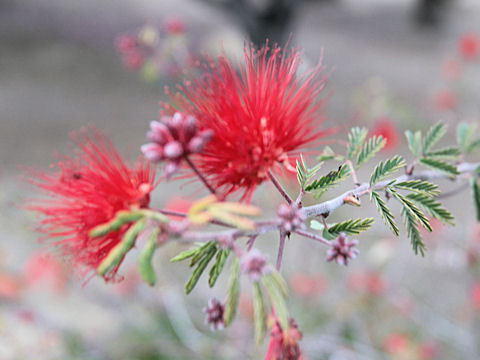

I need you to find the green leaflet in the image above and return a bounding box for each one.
[252,282,267,344]
[224,258,240,327]
[138,228,160,286]
[371,191,399,236]
[370,156,406,186]
[347,127,368,160]
[357,135,386,167]
[419,158,459,176]
[423,121,447,154]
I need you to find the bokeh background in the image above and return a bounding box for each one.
[1,0,480,359]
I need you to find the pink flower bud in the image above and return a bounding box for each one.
[141,143,164,162]
[148,121,170,144]
[164,141,183,159]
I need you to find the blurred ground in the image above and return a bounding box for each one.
[1,0,480,359]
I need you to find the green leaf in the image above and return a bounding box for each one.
[347,127,368,160]
[185,245,217,294]
[467,138,480,154]
[423,121,447,154]
[370,155,406,186]
[457,122,477,153]
[97,218,146,276]
[419,158,459,176]
[252,282,267,344]
[89,210,144,238]
[402,206,426,256]
[296,154,323,189]
[424,147,461,159]
[389,188,432,232]
[393,180,440,197]
[190,241,216,267]
[262,275,289,331]
[357,135,386,167]
[371,191,399,236]
[170,245,203,263]
[471,177,480,222]
[405,130,422,158]
[325,218,374,239]
[224,258,240,326]
[138,228,159,286]
[317,146,337,162]
[208,249,230,287]
[310,219,324,231]
[265,270,289,298]
[305,164,351,198]
[406,193,454,225]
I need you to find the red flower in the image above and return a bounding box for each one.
[433,90,457,111]
[383,333,409,354]
[265,317,303,360]
[459,33,479,60]
[370,117,399,150]
[162,43,329,199]
[23,252,68,292]
[471,282,480,309]
[164,16,186,34]
[27,128,157,282]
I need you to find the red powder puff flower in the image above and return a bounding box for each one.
[371,117,399,151]
[383,333,410,355]
[471,282,480,310]
[164,16,187,34]
[433,90,457,111]
[27,128,157,282]
[162,43,329,200]
[459,33,479,60]
[23,252,68,292]
[265,317,303,360]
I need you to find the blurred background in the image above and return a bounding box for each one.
[1,0,480,359]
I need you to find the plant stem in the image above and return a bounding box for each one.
[346,160,360,186]
[247,235,258,251]
[294,229,332,246]
[184,156,217,195]
[268,170,293,204]
[301,161,480,219]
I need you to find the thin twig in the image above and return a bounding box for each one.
[184,156,217,195]
[268,170,293,204]
[346,160,360,186]
[295,189,305,207]
[247,235,258,251]
[294,229,332,246]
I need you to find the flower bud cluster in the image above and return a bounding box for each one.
[141,112,213,177]
[277,203,305,233]
[326,232,359,266]
[240,249,269,282]
[203,298,225,331]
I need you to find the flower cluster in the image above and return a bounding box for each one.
[326,233,359,266]
[240,249,269,281]
[141,112,213,178]
[27,129,157,281]
[203,298,225,331]
[277,203,304,233]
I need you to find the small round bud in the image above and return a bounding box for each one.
[164,141,183,159]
